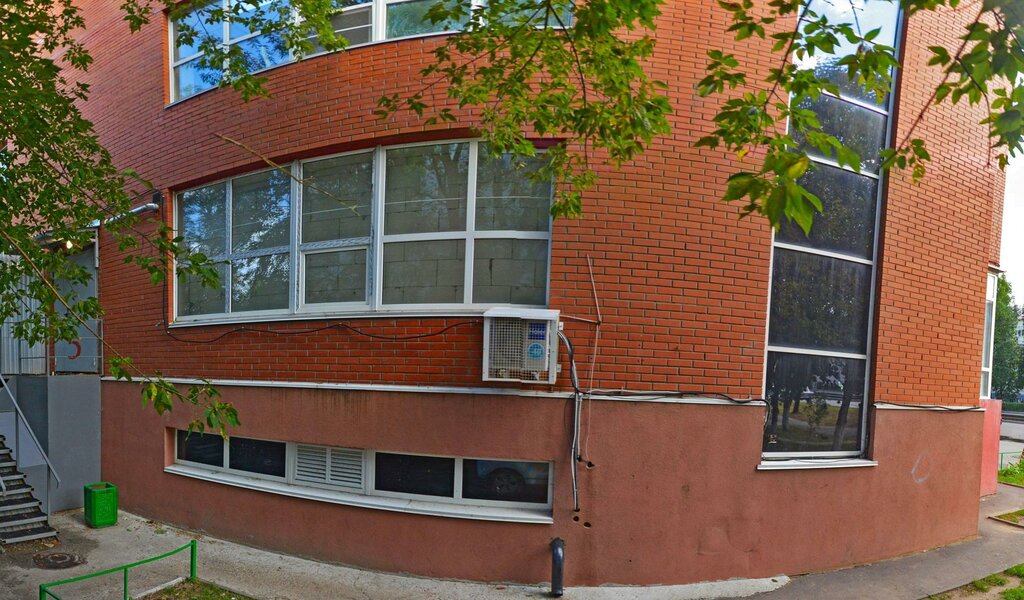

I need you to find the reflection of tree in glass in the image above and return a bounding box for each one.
[476,151,551,231]
[179,183,227,257]
[302,153,373,243]
[231,170,290,253]
[769,249,871,354]
[386,0,467,38]
[232,254,289,311]
[385,143,470,234]
[792,95,887,172]
[764,353,864,452]
[776,164,877,259]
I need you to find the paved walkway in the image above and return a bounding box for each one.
[4,486,1024,599]
[752,484,1024,600]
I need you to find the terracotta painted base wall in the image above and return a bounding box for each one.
[981,399,1003,497]
[101,382,983,586]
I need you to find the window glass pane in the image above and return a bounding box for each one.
[982,370,991,399]
[236,34,291,71]
[384,143,469,234]
[473,239,547,304]
[382,240,465,304]
[792,95,887,173]
[228,437,286,476]
[178,263,227,316]
[176,430,224,467]
[232,170,291,253]
[228,0,288,41]
[983,299,994,368]
[385,0,467,38]
[764,353,865,453]
[797,0,900,105]
[462,460,549,504]
[776,163,877,259]
[475,152,551,231]
[232,253,290,311]
[174,7,218,60]
[374,452,455,497]
[304,249,367,304]
[174,58,221,100]
[769,248,871,354]
[301,153,373,243]
[179,183,227,257]
[310,5,372,51]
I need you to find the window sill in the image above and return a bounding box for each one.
[165,464,553,524]
[169,306,544,328]
[756,458,878,471]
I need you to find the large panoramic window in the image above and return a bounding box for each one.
[175,140,551,320]
[171,0,562,101]
[762,0,900,458]
[170,430,553,520]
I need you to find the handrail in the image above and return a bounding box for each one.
[39,539,197,600]
[0,376,61,488]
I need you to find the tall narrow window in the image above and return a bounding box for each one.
[763,0,900,458]
[982,272,997,399]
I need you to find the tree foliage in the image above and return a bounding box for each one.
[993,275,1021,401]
[4,0,1022,434]
[700,0,1024,231]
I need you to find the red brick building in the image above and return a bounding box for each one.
[77,0,1004,587]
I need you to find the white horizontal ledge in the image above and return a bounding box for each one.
[874,402,983,412]
[103,377,767,406]
[165,464,553,524]
[757,459,878,471]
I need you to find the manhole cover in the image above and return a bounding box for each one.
[33,552,85,569]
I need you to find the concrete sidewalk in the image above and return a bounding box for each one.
[0,510,785,600]
[3,486,1024,600]
[752,484,1024,600]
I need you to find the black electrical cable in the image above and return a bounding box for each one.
[163,316,478,344]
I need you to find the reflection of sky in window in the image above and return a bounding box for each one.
[795,0,899,90]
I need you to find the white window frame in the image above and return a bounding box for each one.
[761,1,903,460]
[171,430,554,518]
[174,430,289,482]
[982,271,998,399]
[172,139,553,325]
[170,0,491,103]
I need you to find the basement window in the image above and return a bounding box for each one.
[168,430,554,522]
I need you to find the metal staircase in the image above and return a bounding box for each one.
[0,433,57,543]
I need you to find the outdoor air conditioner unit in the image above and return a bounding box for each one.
[482,308,560,385]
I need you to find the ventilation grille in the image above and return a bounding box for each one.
[483,310,558,384]
[295,444,364,491]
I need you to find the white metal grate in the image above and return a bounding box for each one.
[295,444,363,491]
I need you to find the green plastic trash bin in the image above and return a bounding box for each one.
[84,482,118,528]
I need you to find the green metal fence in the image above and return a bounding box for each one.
[39,540,197,600]
[1000,451,1024,470]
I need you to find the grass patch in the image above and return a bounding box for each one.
[994,509,1024,525]
[144,579,253,600]
[1001,587,1024,600]
[1002,402,1024,413]
[973,574,1009,592]
[1006,564,1024,578]
[998,461,1024,487]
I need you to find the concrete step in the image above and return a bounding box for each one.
[0,497,39,513]
[0,461,15,470]
[0,472,25,484]
[0,509,47,529]
[0,524,57,544]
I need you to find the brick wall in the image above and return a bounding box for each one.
[77,0,1001,403]
[873,5,1005,407]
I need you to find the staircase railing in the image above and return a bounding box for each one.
[0,376,61,516]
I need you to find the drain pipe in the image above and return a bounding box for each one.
[550,538,565,597]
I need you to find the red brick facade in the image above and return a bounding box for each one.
[81,0,1004,587]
